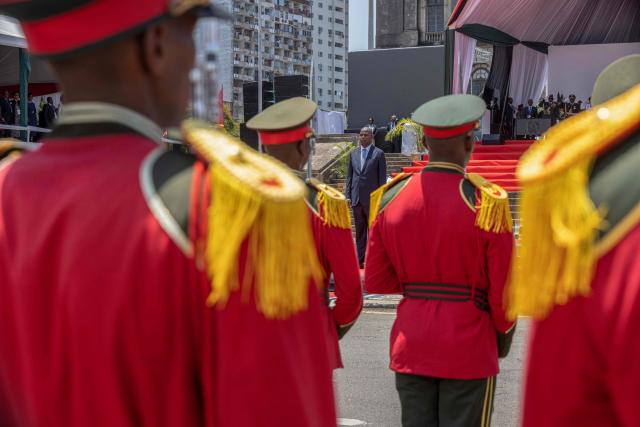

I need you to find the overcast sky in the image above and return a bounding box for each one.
[348,0,370,51]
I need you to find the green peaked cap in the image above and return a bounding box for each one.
[592,54,640,105]
[246,97,317,131]
[412,94,485,129]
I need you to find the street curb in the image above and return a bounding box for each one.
[363,302,398,310]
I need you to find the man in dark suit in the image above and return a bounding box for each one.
[42,96,57,129]
[345,126,387,267]
[386,114,401,153]
[0,91,11,137]
[525,99,537,118]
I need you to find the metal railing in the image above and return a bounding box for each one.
[0,124,52,142]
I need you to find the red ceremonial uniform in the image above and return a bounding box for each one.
[0,105,336,427]
[365,163,514,379]
[307,183,363,369]
[516,76,640,427]
[522,224,640,427]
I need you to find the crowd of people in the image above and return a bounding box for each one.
[490,93,593,137]
[0,91,61,140]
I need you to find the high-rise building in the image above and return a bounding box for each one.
[311,0,348,112]
[375,0,456,48]
[215,0,313,121]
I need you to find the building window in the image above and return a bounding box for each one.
[318,27,323,34]
[471,68,489,96]
[318,63,323,71]
[318,52,323,57]
[318,88,323,96]
[427,0,445,33]
[318,14,323,20]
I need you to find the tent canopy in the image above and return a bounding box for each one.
[449,0,640,47]
[0,15,26,49]
[0,15,56,88]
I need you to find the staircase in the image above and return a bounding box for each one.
[399,140,535,237]
[400,141,533,193]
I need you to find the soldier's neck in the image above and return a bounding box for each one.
[428,155,465,169]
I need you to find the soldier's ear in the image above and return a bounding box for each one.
[464,133,474,153]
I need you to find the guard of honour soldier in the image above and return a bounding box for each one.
[0,1,639,426]
[246,97,363,370]
[0,1,338,426]
[365,94,516,427]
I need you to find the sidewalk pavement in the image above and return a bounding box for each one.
[362,293,401,309]
[329,270,402,310]
[329,291,402,310]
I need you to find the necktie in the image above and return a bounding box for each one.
[361,147,368,172]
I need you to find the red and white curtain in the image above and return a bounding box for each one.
[452,32,476,94]
[509,44,548,106]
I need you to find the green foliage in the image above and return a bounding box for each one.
[223,105,239,138]
[333,141,356,178]
[385,118,425,151]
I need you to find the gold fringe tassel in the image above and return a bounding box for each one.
[507,157,603,319]
[317,191,352,229]
[475,193,513,233]
[368,185,385,226]
[507,84,640,320]
[185,123,325,319]
[369,173,409,226]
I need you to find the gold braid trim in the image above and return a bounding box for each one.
[368,173,409,226]
[182,121,324,319]
[467,173,513,233]
[508,83,640,320]
[308,178,352,229]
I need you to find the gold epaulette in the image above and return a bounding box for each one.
[508,83,640,320]
[466,173,513,233]
[306,178,352,229]
[0,139,35,162]
[181,120,324,319]
[369,173,412,226]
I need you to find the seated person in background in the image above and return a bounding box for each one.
[516,104,525,119]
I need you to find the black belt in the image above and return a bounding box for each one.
[403,282,490,312]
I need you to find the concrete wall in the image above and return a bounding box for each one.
[347,45,444,128]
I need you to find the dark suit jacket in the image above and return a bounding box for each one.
[0,98,11,123]
[344,145,387,208]
[524,106,537,118]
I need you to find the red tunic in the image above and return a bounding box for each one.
[309,207,362,369]
[0,125,336,426]
[522,222,640,427]
[364,166,514,379]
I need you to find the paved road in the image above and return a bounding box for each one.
[334,310,530,427]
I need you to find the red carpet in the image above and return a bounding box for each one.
[400,140,535,192]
